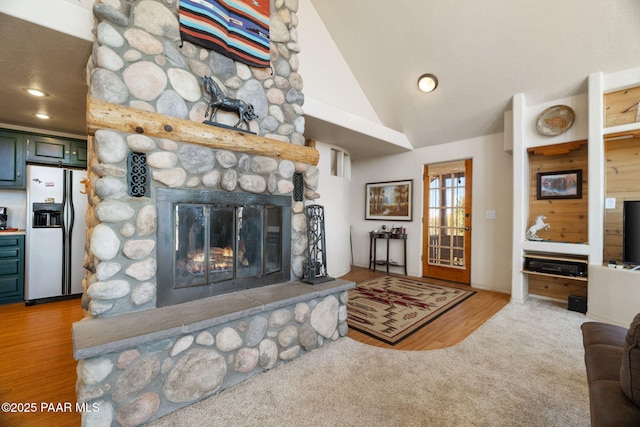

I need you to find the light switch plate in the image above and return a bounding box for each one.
[605,198,616,209]
[486,210,496,220]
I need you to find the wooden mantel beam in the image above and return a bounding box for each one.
[86,96,319,166]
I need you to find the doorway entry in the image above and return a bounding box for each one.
[422,159,472,284]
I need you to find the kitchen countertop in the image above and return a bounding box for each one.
[0,229,26,235]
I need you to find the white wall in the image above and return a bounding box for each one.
[297,1,382,123]
[314,141,352,278]
[351,133,514,294]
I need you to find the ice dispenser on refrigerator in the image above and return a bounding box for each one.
[32,203,63,227]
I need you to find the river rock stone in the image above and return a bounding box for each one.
[132,0,179,40]
[251,156,278,174]
[168,68,201,102]
[179,145,216,174]
[156,89,188,118]
[170,335,195,357]
[82,400,113,427]
[279,345,300,360]
[95,176,128,200]
[123,61,167,101]
[245,316,268,346]
[115,392,160,427]
[95,130,128,164]
[195,331,214,346]
[215,150,237,168]
[215,327,243,352]
[95,200,136,223]
[127,134,157,153]
[112,356,160,402]
[147,151,177,169]
[92,163,127,178]
[277,179,294,194]
[294,302,310,323]
[258,339,278,369]
[278,160,295,179]
[96,46,124,71]
[220,169,237,191]
[96,262,122,281]
[79,357,114,385]
[89,68,129,104]
[91,224,121,261]
[270,13,290,43]
[152,168,187,187]
[310,295,339,338]
[88,280,131,300]
[238,175,266,193]
[125,258,157,281]
[202,169,221,188]
[124,28,163,55]
[269,309,292,328]
[299,323,318,351]
[97,22,124,48]
[123,239,155,259]
[234,347,259,373]
[278,325,298,347]
[163,348,226,403]
[130,282,155,306]
[136,205,157,237]
[93,3,128,27]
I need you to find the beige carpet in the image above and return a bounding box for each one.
[347,276,475,344]
[150,298,590,426]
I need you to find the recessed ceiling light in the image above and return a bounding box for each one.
[25,88,48,97]
[417,74,438,93]
[35,113,51,120]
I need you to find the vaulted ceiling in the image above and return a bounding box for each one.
[1,1,640,159]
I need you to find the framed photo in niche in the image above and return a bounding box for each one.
[365,180,413,221]
[536,170,582,200]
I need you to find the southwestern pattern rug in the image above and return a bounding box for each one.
[347,276,475,345]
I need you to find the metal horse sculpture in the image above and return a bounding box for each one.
[202,76,258,131]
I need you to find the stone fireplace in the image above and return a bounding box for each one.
[71,1,354,425]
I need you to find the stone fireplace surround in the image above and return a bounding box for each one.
[71,1,355,425]
[72,114,355,426]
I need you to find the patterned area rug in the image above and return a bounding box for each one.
[347,276,475,345]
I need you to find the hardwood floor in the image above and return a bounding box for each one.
[0,267,509,426]
[343,266,511,351]
[0,297,84,427]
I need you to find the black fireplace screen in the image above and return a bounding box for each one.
[157,189,291,307]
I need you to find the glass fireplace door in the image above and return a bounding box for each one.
[173,204,235,288]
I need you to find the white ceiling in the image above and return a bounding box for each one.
[1,0,640,157]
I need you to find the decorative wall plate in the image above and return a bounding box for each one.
[536,105,575,136]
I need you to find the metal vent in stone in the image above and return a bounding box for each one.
[127,151,149,197]
[293,172,304,201]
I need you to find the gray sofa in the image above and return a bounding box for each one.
[581,313,640,426]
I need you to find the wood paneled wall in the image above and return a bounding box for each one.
[604,138,640,262]
[528,143,589,244]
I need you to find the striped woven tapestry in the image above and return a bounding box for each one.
[179,0,270,68]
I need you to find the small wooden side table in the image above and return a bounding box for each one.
[369,231,407,275]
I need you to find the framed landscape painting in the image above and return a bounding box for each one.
[365,180,413,221]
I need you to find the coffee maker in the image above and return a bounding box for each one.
[0,207,7,230]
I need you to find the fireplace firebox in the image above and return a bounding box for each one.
[156,188,292,306]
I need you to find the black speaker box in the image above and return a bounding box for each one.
[568,295,587,314]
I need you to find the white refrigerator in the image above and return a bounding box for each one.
[25,164,88,304]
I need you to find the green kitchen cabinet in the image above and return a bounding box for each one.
[0,234,25,305]
[26,133,87,168]
[0,130,26,189]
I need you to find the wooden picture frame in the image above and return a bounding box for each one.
[536,170,582,200]
[365,180,413,221]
